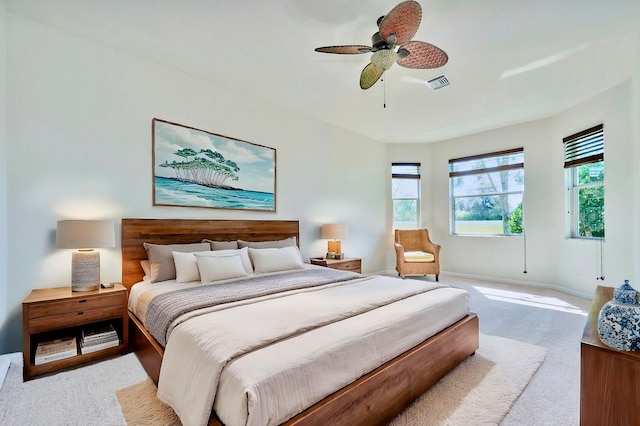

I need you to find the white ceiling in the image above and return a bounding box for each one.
[5,0,640,143]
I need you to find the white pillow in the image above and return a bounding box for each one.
[196,246,253,274]
[195,254,249,283]
[172,251,203,283]
[248,246,305,274]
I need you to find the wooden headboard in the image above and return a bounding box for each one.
[121,218,300,289]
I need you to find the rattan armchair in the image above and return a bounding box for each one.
[394,229,441,281]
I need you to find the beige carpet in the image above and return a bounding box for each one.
[0,353,148,425]
[117,334,546,426]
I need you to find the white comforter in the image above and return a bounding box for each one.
[151,275,469,426]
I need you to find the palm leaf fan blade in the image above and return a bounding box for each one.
[378,0,422,45]
[360,63,384,90]
[315,45,371,54]
[396,41,449,69]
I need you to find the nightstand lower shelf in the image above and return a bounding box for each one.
[28,342,126,378]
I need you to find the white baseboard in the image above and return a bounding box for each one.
[377,269,592,299]
[441,271,592,299]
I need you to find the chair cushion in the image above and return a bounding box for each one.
[404,251,435,263]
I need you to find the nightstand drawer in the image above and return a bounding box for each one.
[333,259,361,271]
[28,305,124,333]
[28,293,123,319]
[310,257,362,274]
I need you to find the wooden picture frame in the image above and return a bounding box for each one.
[152,118,276,211]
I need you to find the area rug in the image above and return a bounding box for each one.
[117,334,546,425]
[389,334,547,425]
[117,378,181,425]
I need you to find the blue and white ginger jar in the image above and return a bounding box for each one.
[598,280,640,351]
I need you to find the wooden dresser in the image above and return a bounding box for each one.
[580,285,640,425]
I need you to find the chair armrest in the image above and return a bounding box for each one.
[394,243,407,271]
[423,236,441,256]
[431,244,441,262]
[421,233,441,263]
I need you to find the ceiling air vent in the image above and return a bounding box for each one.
[426,74,451,91]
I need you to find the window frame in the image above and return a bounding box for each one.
[449,148,525,237]
[391,162,421,230]
[564,124,604,240]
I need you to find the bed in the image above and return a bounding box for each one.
[122,218,479,426]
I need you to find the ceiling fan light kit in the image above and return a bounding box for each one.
[372,50,399,71]
[315,0,448,90]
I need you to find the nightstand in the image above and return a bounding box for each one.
[310,257,362,274]
[22,284,128,380]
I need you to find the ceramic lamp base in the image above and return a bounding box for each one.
[71,250,100,292]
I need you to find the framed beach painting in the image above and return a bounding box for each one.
[152,118,276,211]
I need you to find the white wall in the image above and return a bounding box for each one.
[388,82,636,296]
[1,15,388,353]
[0,0,8,352]
[550,82,635,294]
[632,30,640,284]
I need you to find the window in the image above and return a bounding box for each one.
[449,148,524,236]
[564,124,604,239]
[392,163,420,229]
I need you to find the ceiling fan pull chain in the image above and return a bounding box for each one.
[383,77,386,108]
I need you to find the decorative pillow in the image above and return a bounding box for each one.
[248,246,305,274]
[237,237,297,249]
[143,242,210,283]
[202,239,239,250]
[139,260,159,282]
[195,247,253,274]
[172,251,205,283]
[195,253,249,283]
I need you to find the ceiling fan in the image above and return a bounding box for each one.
[315,1,448,90]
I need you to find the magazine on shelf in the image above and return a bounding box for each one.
[81,324,118,343]
[80,338,120,355]
[82,335,119,346]
[35,337,77,365]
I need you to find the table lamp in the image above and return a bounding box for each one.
[55,220,116,292]
[321,224,348,259]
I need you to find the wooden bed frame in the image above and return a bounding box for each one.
[121,218,479,426]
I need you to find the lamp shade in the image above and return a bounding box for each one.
[55,220,115,249]
[321,224,348,240]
